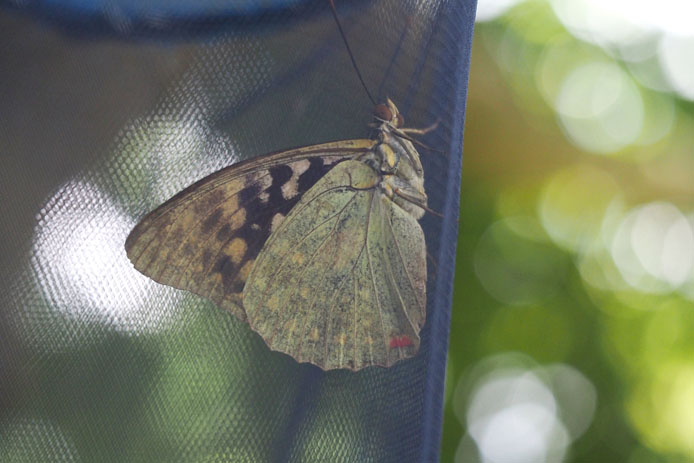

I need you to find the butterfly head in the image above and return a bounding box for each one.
[373,98,405,129]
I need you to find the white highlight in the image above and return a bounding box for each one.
[457,356,597,463]
[549,0,694,46]
[611,202,694,292]
[475,0,524,22]
[32,179,184,334]
[555,62,643,154]
[659,35,694,101]
[467,371,565,463]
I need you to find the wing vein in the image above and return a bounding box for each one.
[249,184,353,275]
[319,228,369,368]
[365,194,389,358]
[210,185,355,298]
[259,191,359,347]
[386,210,425,316]
[322,270,353,368]
[382,212,418,336]
[352,269,358,368]
[251,188,358,313]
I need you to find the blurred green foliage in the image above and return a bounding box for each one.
[442,1,694,461]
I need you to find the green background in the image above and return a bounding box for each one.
[441,1,694,461]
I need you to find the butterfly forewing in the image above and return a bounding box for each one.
[243,160,427,370]
[125,140,374,321]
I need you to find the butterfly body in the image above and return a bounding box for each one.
[125,99,428,370]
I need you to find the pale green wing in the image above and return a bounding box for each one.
[243,160,427,371]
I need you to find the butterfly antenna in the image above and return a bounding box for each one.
[328,0,377,106]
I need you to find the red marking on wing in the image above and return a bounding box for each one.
[389,335,413,349]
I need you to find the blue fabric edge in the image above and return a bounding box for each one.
[419,0,477,461]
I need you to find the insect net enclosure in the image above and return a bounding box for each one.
[0,0,475,461]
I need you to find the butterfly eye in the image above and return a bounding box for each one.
[373,103,393,122]
[395,113,405,128]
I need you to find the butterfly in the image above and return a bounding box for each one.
[125,2,435,371]
[124,97,435,371]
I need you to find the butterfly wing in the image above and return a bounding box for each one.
[243,160,427,370]
[125,140,375,321]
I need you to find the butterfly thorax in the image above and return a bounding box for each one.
[361,100,428,220]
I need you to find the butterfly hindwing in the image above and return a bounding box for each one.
[125,140,375,321]
[243,160,427,370]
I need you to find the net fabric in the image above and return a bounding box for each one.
[0,1,475,461]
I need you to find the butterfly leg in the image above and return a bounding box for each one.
[380,175,429,219]
[394,188,443,218]
[399,119,440,136]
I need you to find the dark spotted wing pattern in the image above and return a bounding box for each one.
[125,140,375,321]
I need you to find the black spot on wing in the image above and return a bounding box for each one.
[194,188,225,214]
[235,204,289,249]
[214,255,234,275]
[239,183,261,204]
[202,209,223,234]
[202,250,212,269]
[230,279,245,294]
[267,165,293,208]
[269,164,293,185]
[216,224,232,242]
[232,157,344,250]
[298,157,331,192]
[217,255,249,295]
[214,255,239,296]
[210,157,346,295]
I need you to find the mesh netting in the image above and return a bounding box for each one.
[0,1,475,461]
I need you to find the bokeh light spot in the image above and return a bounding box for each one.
[549,0,694,47]
[536,42,599,108]
[611,202,693,293]
[455,354,596,463]
[467,371,560,463]
[549,0,651,48]
[545,364,597,439]
[577,243,630,292]
[658,34,694,101]
[635,91,676,147]
[555,62,644,154]
[476,0,525,22]
[32,179,184,335]
[576,198,630,293]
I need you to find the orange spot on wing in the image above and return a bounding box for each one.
[238,259,254,280]
[389,335,413,349]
